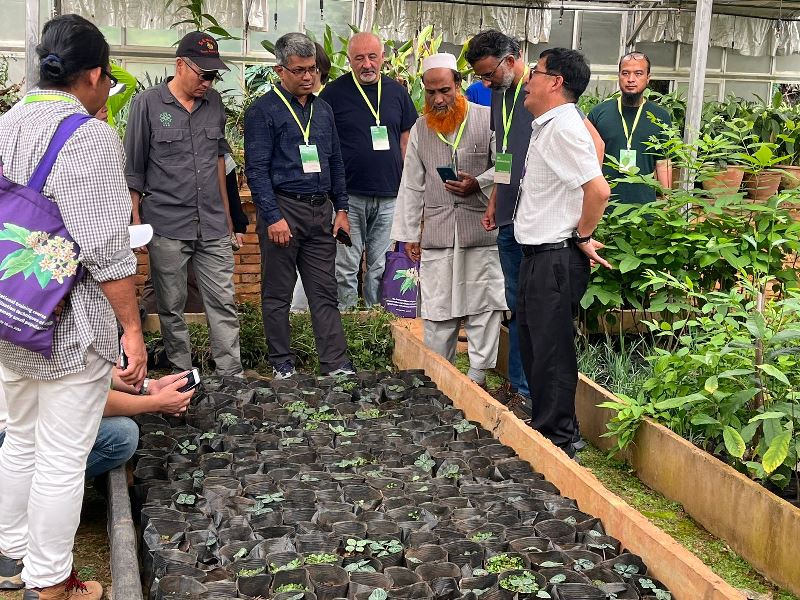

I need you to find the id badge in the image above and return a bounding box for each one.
[619,148,637,173]
[370,125,390,151]
[495,153,512,184]
[299,144,321,173]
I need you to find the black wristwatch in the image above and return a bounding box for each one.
[571,229,591,245]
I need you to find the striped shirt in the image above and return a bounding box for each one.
[0,90,136,379]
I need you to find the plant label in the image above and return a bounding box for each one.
[495,153,512,184]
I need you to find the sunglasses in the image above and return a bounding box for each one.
[183,59,219,81]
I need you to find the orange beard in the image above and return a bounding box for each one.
[424,94,468,135]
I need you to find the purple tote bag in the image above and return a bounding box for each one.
[0,113,91,357]
[380,241,419,318]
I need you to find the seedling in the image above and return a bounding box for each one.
[386,483,398,489]
[275,583,308,593]
[344,559,376,573]
[440,464,461,480]
[238,566,265,577]
[572,558,595,571]
[499,570,548,597]
[613,563,640,578]
[548,574,566,584]
[177,440,197,455]
[218,413,238,426]
[198,432,216,440]
[300,474,320,482]
[355,408,382,419]
[639,578,671,599]
[280,437,304,447]
[406,510,420,520]
[304,422,319,431]
[471,569,489,576]
[368,590,388,600]
[232,547,248,561]
[175,493,196,506]
[414,453,435,472]
[538,561,563,568]
[387,384,405,393]
[453,419,476,433]
[336,457,371,468]
[270,558,303,572]
[256,492,285,504]
[345,538,370,554]
[369,539,402,557]
[486,553,524,573]
[305,553,338,565]
[469,532,493,542]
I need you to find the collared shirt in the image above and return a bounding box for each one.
[0,90,136,379]
[124,78,230,241]
[514,103,602,246]
[319,74,417,197]
[244,85,348,226]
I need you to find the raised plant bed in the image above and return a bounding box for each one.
[574,373,800,596]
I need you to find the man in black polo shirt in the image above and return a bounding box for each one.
[244,32,354,379]
[320,32,418,310]
[588,51,672,205]
[125,31,243,377]
[465,30,604,413]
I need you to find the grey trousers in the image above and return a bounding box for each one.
[148,234,243,376]
[423,310,503,379]
[257,196,349,373]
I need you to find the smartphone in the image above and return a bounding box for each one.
[335,228,353,247]
[436,166,459,183]
[178,368,201,393]
[118,340,128,370]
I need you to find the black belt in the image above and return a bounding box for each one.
[276,190,330,206]
[520,240,571,256]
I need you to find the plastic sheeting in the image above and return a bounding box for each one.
[374,0,551,45]
[637,11,800,57]
[62,0,270,31]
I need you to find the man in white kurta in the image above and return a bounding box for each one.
[391,53,507,386]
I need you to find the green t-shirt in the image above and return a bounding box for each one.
[588,98,671,205]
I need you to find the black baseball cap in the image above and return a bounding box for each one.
[176,31,229,71]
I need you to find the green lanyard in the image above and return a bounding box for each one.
[352,71,382,126]
[274,87,314,144]
[24,93,78,104]
[437,101,471,163]
[500,68,528,153]
[617,96,645,151]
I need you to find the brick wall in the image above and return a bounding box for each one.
[134,191,263,304]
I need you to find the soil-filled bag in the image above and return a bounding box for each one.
[414,562,461,582]
[307,564,350,600]
[596,582,640,599]
[348,571,393,599]
[236,572,272,599]
[599,553,647,581]
[153,575,208,600]
[404,544,447,569]
[538,567,590,586]
[496,569,546,600]
[533,520,576,545]
[388,581,434,600]
[549,582,607,600]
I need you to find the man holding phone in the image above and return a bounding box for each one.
[391,53,506,387]
[244,32,355,379]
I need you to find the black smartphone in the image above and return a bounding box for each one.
[178,368,201,393]
[335,228,352,247]
[118,341,128,370]
[436,166,459,183]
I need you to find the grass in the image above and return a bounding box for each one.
[578,443,799,600]
[0,485,111,600]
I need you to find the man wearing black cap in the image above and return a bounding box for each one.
[125,31,243,377]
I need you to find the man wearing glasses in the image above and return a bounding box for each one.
[465,31,604,417]
[125,31,244,378]
[515,48,611,459]
[587,52,672,205]
[244,32,355,379]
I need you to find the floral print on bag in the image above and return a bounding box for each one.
[0,223,78,288]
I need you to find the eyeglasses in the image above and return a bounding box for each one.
[280,65,320,77]
[528,68,560,82]
[476,54,510,81]
[182,59,219,81]
[96,67,118,87]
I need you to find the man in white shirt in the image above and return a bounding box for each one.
[515,48,611,458]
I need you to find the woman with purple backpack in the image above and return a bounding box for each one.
[0,14,146,600]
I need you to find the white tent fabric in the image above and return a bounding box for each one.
[374,0,551,45]
[62,0,271,31]
[636,11,800,57]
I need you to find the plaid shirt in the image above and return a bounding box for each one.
[0,90,137,379]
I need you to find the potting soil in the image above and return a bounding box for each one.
[131,370,672,600]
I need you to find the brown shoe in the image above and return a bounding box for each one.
[506,393,531,420]
[23,570,103,600]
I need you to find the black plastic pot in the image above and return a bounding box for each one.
[549,582,606,599]
[153,574,208,600]
[404,544,447,569]
[414,562,461,582]
[533,520,576,545]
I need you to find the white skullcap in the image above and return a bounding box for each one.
[422,53,458,73]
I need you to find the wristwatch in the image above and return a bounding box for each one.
[337,208,349,214]
[571,229,591,245]
[140,378,151,395]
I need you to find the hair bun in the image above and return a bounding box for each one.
[40,53,65,78]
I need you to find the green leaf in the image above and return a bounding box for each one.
[762,429,792,474]
[723,426,746,459]
[690,414,720,426]
[654,393,705,410]
[0,223,31,245]
[618,255,642,274]
[748,411,789,422]
[757,363,790,386]
[703,376,718,394]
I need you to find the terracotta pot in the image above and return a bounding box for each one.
[701,166,744,195]
[779,164,800,190]
[744,169,782,202]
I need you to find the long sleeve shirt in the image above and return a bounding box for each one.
[244,86,348,226]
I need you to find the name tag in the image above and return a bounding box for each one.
[619,149,638,174]
[495,153,512,184]
[370,125,390,151]
[299,144,321,173]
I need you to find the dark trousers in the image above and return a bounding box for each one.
[517,243,589,451]
[257,196,348,372]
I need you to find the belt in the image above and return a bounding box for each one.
[276,190,330,206]
[520,240,571,256]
